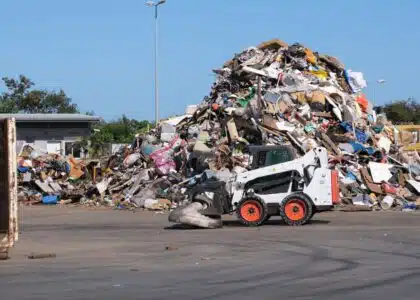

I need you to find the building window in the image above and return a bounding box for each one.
[65,142,83,158]
[46,141,62,155]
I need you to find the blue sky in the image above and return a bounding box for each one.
[1,0,419,121]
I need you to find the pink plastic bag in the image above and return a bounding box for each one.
[149,135,179,175]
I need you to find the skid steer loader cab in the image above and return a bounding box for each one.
[247,145,296,170]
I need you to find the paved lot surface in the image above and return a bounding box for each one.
[1,205,420,300]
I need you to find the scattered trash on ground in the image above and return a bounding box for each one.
[27,253,57,259]
[165,245,178,251]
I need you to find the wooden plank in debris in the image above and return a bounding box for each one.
[320,132,341,155]
[285,132,306,155]
[262,115,280,131]
[49,182,63,193]
[35,180,54,194]
[360,168,383,195]
[312,112,333,118]
[226,117,239,141]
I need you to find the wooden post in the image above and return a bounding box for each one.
[0,118,17,260]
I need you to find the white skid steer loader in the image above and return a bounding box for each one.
[169,146,340,228]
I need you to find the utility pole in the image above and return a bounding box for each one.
[145,0,166,126]
[373,79,386,108]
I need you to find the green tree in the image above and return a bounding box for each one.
[86,115,152,157]
[0,75,79,113]
[381,99,420,125]
[99,115,152,143]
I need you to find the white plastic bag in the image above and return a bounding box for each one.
[346,70,367,93]
[123,153,141,168]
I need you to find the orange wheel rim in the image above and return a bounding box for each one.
[240,201,262,222]
[285,200,306,221]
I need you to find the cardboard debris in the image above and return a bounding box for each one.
[68,157,84,179]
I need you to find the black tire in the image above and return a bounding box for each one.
[310,209,316,218]
[263,215,271,222]
[236,196,268,227]
[280,192,313,226]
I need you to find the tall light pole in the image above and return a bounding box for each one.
[372,79,386,108]
[146,0,166,126]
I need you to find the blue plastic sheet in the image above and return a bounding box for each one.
[18,166,29,173]
[65,162,71,174]
[141,143,160,156]
[348,141,375,155]
[340,122,368,144]
[346,172,357,181]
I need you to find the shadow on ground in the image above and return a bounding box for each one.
[223,219,331,227]
[164,218,330,230]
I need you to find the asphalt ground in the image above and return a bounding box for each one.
[1,205,420,300]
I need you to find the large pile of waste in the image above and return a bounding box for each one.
[17,38,420,213]
[17,142,179,211]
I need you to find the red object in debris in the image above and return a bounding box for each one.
[212,103,219,111]
[356,94,368,112]
[321,120,330,130]
[381,183,397,194]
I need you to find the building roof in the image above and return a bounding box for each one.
[0,114,102,122]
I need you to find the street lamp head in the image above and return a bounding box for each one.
[145,0,166,6]
[377,79,386,84]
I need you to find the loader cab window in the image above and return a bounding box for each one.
[264,149,293,166]
[251,148,294,169]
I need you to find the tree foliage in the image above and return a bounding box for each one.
[0,75,79,113]
[96,115,151,143]
[380,99,420,125]
[87,115,152,157]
